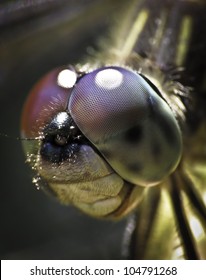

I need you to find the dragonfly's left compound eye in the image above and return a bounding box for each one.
[69,66,182,186]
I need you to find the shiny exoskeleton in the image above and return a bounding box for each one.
[21,0,206,259]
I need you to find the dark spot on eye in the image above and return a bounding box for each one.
[124,125,143,144]
[128,162,143,173]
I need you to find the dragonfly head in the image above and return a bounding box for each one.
[21,66,182,218]
[69,66,182,186]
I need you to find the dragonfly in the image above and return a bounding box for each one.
[1,0,205,259]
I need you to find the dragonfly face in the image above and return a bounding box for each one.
[7,0,205,258]
[21,65,182,217]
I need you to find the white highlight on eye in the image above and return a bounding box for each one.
[57,69,77,88]
[95,69,123,89]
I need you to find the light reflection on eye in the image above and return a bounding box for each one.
[57,69,77,88]
[95,68,123,89]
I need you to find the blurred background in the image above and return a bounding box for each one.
[0,0,128,259]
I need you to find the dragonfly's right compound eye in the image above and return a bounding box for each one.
[69,66,183,186]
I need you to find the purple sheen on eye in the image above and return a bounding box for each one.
[21,68,73,138]
[68,66,182,186]
[68,66,148,143]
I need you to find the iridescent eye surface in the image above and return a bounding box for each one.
[21,67,77,139]
[21,67,77,155]
[69,66,182,186]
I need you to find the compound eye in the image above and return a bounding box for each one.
[21,67,77,157]
[21,67,77,139]
[68,66,182,186]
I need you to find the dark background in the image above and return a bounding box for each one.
[0,0,128,259]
